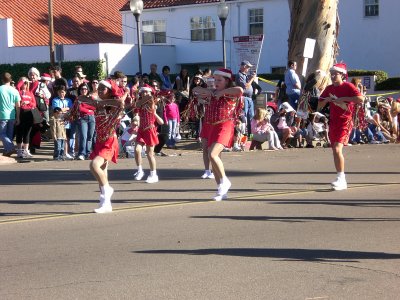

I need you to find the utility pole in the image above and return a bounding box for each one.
[48,0,55,66]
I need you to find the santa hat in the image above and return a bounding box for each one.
[139,84,155,95]
[99,80,112,90]
[213,68,233,80]
[158,89,174,98]
[41,73,52,81]
[330,63,347,74]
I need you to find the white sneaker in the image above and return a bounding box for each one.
[134,170,145,180]
[218,179,232,196]
[213,193,228,201]
[201,171,214,179]
[65,153,74,160]
[146,174,159,184]
[22,150,33,158]
[77,155,85,160]
[232,146,242,152]
[331,177,347,190]
[94,205,113,213]
[213,179,232,201]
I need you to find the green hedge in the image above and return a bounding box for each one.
[0,60,106,82]
[375,77,400,91]
[347,69,388,84]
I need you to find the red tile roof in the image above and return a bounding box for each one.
[2,0,225,47]
[1,0,127,46]
[120,0,221,11]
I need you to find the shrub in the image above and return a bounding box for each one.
[0,60,105,82]
[375,77,400,91]
[348,69,388,84]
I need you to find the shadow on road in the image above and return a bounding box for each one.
[191,215,400,223]
[134,248,400,262]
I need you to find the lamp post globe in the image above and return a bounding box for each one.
[130,0,144,74]
[217,0,229,68]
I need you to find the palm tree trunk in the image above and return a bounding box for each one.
[288,0,340,88]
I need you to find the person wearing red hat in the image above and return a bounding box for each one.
[193,68,243,201]
[71,80,127,213]
[133,84,164,184]
[318,63,364,191]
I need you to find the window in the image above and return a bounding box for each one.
[190,16,216,41]
[142,20,166,44]
[365,0,379,17]
[249,8,263,35]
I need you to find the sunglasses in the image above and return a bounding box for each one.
[92,81,99,84]
[81,87,88,90]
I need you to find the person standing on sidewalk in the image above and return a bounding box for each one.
[0,72,21,156]
[284,60,302,110]
[235,60,256,135]
[318,63,364,191]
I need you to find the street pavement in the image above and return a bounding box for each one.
[0,142,399,299]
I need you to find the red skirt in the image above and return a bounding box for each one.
[136,127,159,146]
[329,120,352,145]
[208,121,234,148]
[90,135,119,163]
[200,122,212,140]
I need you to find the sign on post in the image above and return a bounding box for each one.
[233,35,264,73]
[302,38,316,77]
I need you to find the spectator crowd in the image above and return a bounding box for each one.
[1,61,400,163]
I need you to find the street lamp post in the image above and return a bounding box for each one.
[217,0,229,68]
[130,0,144,74]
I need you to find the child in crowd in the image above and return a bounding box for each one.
[49,107,67,160]
[120,115,139,157]
[251,108,282,150]
[164,92,180,149]
[232,118,246,151]
[133,84,165,183]
[52,86,74,159]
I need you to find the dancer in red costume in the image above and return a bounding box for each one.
[133,84,164,183]
[318,63,364,191]
[193,68,243,201]
[72,80,127,213]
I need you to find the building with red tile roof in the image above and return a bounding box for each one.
[1,0,127,46]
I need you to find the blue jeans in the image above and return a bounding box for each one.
[53,139,65,159]
[368,124,388,142]
[0,119,15,153]
[167,119,178,147]
[66,121,77,155]
[288,92,300,110]
[78,115,95,156]
[244,97,255,134]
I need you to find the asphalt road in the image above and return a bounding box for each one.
[1,144,399,299]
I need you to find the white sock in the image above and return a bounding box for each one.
[137,165,143,172]
[337,172,345,180]
[221,176,229,184]
[150,170,157,176]
[205,169,212,175]
[234,143,239,148]
[100,184,110,194]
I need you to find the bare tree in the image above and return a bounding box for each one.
[288,0,339,88]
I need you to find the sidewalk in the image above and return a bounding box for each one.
[0,138,203,165]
